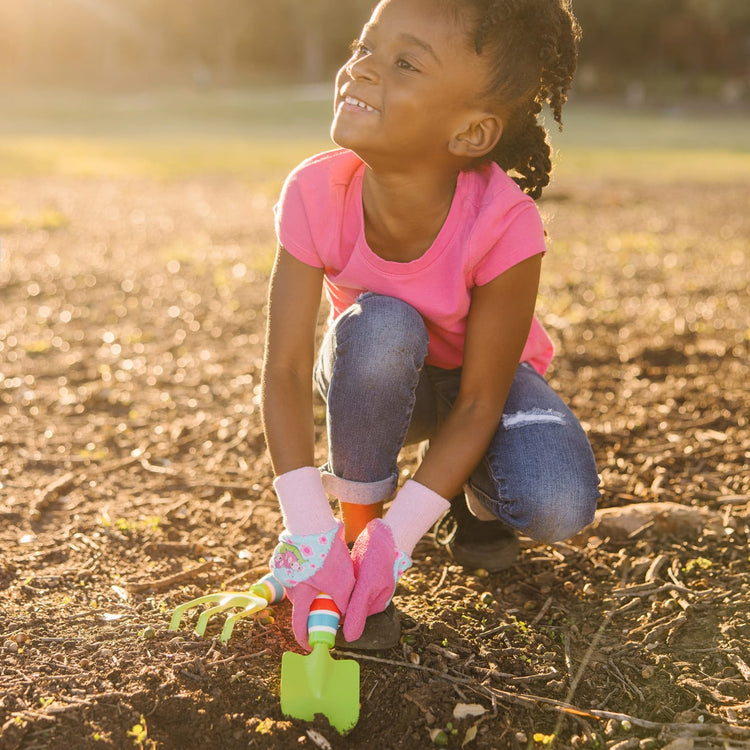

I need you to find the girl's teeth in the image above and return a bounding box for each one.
[345,96,374,112]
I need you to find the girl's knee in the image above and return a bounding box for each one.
[479,468,599,543]
[485,400,600,543]
[335,294,428,373]
[524,486,598,543]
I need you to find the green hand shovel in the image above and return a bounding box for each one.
[280,594,360,734]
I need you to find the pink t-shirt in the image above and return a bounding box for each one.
[274,149,554,373]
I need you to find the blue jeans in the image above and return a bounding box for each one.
[313,293,599,543]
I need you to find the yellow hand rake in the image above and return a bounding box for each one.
[168,572,285,643]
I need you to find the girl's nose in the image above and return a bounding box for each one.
[345,54,378,83]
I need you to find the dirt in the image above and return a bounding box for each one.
[0,172,748,750]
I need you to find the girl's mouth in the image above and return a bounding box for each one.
[341,95,377,113]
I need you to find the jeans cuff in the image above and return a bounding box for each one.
[320,468,398,505]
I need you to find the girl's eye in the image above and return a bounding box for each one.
[396,58,418,72]
[350,40,370,57]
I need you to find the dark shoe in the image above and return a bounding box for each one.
[434,495,519,572]
[335,602,400,651]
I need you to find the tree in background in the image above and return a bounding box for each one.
[573,0,750,94]
[0,0,747,96]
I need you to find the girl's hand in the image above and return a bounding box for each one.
[343,480,448,642]
[271,522,354,651]
[269,466,355,651]
[342,519,411,642]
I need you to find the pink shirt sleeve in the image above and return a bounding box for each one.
[273,164,326,269]
[471,199,546,287]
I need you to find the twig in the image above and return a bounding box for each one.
[606,660,644,702]
[612,598,643,616]
[727,653,750,682]
[563,631,574,685]
[339,648,750,738]
[717,494,750,505]
[335,650,476,685]
[611,582,698,598]
[125,560,214,593]
[139,457,176,475]
[644,554,669,583]
[218,569,256,589]
[183,480,254,492]
[472,665,560,685]
[429,564,449,598]
[530,595,554,627]
[30,472,78,520]
[475,624,514,640]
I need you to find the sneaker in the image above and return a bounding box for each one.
[434,494,519,572]
[335,602,400,651]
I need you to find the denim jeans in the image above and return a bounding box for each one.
[313,293,600,543]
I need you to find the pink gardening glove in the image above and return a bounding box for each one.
[270,522,354,651]
[343,519,411,642]
[342,480,449,643]
[268,466,354,651]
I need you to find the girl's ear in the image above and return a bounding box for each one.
[449,113,503,159]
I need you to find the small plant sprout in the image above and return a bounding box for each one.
[127,715,156,749]
[533,732,556,746]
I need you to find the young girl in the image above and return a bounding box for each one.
[263,0,600,651]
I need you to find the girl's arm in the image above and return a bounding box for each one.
[343,254,543,640]
[263,247,357,648]
[413,253,543,497]
[261,246,325,476]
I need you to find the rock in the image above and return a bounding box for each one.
[570,502,724,545]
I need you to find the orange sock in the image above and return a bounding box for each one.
[340,501,384,545]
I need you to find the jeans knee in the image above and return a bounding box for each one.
[521,481,598,543]
[335,294,428,378]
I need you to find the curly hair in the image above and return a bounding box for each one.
[445,0,581,199]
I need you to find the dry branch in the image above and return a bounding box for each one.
[124,560,214,593]
[29,472,78,521]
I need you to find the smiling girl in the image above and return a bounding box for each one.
[263,0,600,650]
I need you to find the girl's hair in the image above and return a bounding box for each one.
[450,0,581,199]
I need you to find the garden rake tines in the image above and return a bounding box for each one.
[169,572,285,643]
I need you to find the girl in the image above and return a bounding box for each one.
[263,0,600,651]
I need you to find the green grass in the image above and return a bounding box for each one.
[0,87,748,182]
[548,102,750,182]
[0,87,334,181]
[0,136,326,183]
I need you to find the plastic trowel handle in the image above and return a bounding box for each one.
[308,594,340,648]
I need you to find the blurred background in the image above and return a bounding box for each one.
[1,0,749,102]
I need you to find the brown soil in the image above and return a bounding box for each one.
[1,174,748,750]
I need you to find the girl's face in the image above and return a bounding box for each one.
[331,0,490,170]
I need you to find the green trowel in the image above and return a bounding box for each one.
[280,594,360,734]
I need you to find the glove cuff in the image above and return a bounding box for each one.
[273,466,336,535]
[384,480,450,556]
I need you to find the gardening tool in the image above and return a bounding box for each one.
[168,572,285,643]
[280,594,360,734]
